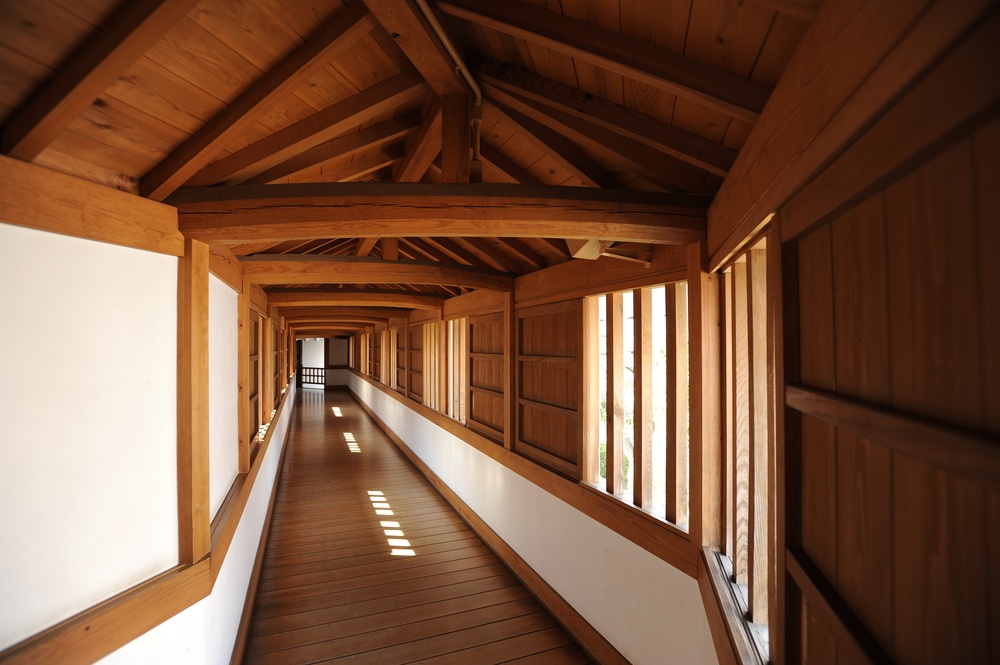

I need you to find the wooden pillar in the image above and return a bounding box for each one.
[633,287,653,508]
[237,278,250,473]
[503,291,516,450]
[441,94,471,183]
[177,237,210,564]
[606,292,623,496]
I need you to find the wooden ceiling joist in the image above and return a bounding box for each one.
[480,140,541,185]
[394,97,442,182]
[2,0,202,162]
[462,237,525,273]
[475,57,737,177]
[362,0,469,97]
[140,3,378,200]
[485,86,715,195]
[277,306,406,318]
[243,113,419,185]
[436,0,772,121]
[266,289,445,309]
[487,98,617,189]
[183,69,426,186]
[242,255,514,290]
[356,237,379,256]
[422,237,485,267]
[310,149,404,184]
[171,182,709,245]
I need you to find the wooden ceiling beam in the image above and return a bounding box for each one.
[394,97,442,182]
[497,237,548,269]
[441,94,471,183]
[183,70,425,187]
[266,290,445,309]
[476,57,737,177]
[2,0,202,162]
[487,98,616,189]
[485,86,715,194]
[436,0,771,121]
[421,237,479,266]
[242,255,514,290]
[480,140,541,185]
[171,182,709,245]
[361,0,469,96]
[140,3,377,200]
[462,237,525,274]
[243,113,419,185]
[356,237,379,256]
[304,148,403,184]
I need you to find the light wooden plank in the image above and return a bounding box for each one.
[633,287,652,509]
[0,154,182,255]
[172,182,708,245]
[606,292,623,496]
[731,261,750,586]
[747,249,768,623]
[437,0,771,121]
[2,0,201,161]
[183,70,426,186]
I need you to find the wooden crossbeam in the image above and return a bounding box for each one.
[476,57,737,177]
[362,0,468,96]
[266,290,445,309]
[486,97,616,189]
[243,114,419,185]
[395,97,442,182]
[480,140,541,185]
[356,237,379,256]
[276,306,409,318]
[437,0,771,121]
[241,255,515,290]
[183,70,425,187]
[2,0,201,161]
[141,3,377,200]
[170,182,709,245]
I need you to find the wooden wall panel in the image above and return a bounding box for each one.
[468,312,505,441]
[786,117,1000,664]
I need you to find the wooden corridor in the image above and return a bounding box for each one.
[241,387,593,665]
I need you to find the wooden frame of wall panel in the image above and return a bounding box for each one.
[466,311,506,443]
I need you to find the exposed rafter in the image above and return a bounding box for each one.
[480,140,541,185]
[183,70,426,187]
[436,0,772,121]
[170,182,709,245]
[394,97,442,182]
[140,3,378,200]
[475,57,737,177]
[241,255,515,290]
[2,0,202,162]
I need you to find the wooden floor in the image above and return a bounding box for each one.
[242,386,593,665]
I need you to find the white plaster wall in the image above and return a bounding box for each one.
[337,369,718,665]
[0,223,179,651]
[209,275,239,519]
[300,338,324,368]
[99,380,296,665]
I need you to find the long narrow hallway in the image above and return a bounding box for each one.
[242,387,593,664]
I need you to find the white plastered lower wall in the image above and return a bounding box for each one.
[335,369,719,665]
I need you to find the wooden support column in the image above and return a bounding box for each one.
[177,237,210,564]
[633,287,653,509]
[441,94,471,183]
[262,309,274,424]
[503,290,516,450]
[666,282,690,524]
[582,297,600,485]
[382,237,399,261]
[606,292,623,497]
[438,320,449,413]
[237,278,250,473]
[748,248,769,623]
[688,240,721,549]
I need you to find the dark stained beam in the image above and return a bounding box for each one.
[243,114,418,185]
[487,98,616,189]
[183,70,425,187]
[394,96,442,182]
[480,140,541,185]
[436,0,771,121]
[441,94,471,183]
[2,0,201,161]
[241,255,514,290]
[140,3,377,200]
[170,182,709,245]
[476,57,736,177]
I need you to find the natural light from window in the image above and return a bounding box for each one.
[368,490,415,556]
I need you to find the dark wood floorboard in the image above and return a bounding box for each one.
[242,387,593,665]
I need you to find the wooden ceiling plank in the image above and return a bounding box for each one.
[398,237,439,261]
[487,97,616,189]
[498,236,548,268]
[485,86,716,195]
[140,3,377,200]
[361,0,468,96]
[394,96,442,181]
[462,237,525,274]
[747,0,820,21]
[436,0,772,121]
[242,255,514,290]
[2,0,202,162]
[476,56,737,177]
[423,237,484,267]
[184,69,425,187]
[480,139,542,184]
[356,237,379,256]
[172,181,708,244]
[242,113,418,185]
[441,94,472,183]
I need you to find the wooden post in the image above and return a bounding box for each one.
[633,287,653,509]
[504,291,516,450]
[441,94,471,183]
[606,292,623,496]
[582,297,600,485]
[177,237,210,564]
[237,278,250,473]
